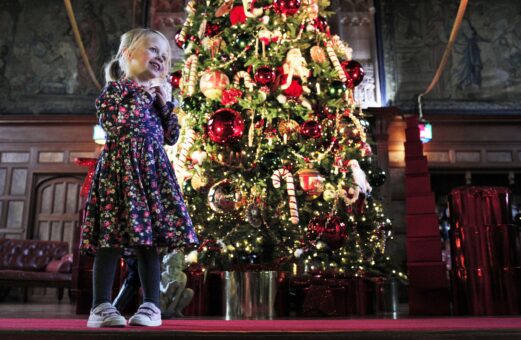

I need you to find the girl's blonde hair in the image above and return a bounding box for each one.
[104,28,172,82]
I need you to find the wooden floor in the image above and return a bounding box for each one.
[0,301,76,319]
[0,288,76,319]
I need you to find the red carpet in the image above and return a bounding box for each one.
[0,317,521,332]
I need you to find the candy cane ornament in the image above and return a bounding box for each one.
[331,35,353,61]
[233,71,254,91]
[178,0,197,46]
[174,129,196,179]
[182,55,198,96]
[326,41,347,83]
[198,19,207,39]
[271,168,299,224]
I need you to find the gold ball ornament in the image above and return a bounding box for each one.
[310,46,327,63]
[191,173,209,191]
[323,183,337,202]
[304,0,319,19]
[199,70,230,100]
[278,119,299,136]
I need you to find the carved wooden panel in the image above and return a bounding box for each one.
[0,161,29,239]
[32,176,83,252]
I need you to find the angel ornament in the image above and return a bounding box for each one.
[277,48,313,110]
[160,251,194,318]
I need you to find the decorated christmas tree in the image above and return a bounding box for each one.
[169,0,393,276]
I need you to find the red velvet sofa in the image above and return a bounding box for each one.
[0,238,73,301]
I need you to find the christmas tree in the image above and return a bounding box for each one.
[169,0,393,276]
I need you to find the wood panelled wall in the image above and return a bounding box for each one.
[1,112,521,265]
[0,115,97,250]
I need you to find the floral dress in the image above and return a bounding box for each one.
[81,78,198,255]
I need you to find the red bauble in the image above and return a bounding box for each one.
[207,108,245,145]
[313,16,329,33]
[306,214,348,250]
[174,29,186,49]
[341,60,365,88]
[300,120,322,139]
[221,88,243,106]
[273,0,301,15]
[254,66,276,86]
[205,22,220,37]
[170,71,182,89]
[316,104,335,120]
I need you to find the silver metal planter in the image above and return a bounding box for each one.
[222,271,278,319]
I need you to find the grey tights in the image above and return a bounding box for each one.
[92,246,160,309]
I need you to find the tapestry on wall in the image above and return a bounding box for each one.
[0,0,143,114]
[380,0,521,112]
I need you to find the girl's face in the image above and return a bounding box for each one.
[127,34,169,83]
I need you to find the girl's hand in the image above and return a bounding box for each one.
[148,84,168,109]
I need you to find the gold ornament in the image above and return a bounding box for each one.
[310,46,327,63]
[201,36,225,57]
[323,183,337,202]
[191,173,209,191]
[278,119,299,135]
[303,0,319,19]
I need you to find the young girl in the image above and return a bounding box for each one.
[81,28,198,328]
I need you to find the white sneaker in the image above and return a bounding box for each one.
[128,302,162,327]
[87,302,126,328]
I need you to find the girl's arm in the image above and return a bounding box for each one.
[158,102,181,146]
[151,85,181,146]
[95,81,128,136]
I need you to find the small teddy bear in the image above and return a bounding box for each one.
[160,251,194,318]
